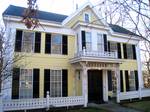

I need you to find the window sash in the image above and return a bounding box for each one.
[97,34,104,52]
[85,32,92,51]
[22,31,35,53]
[127,44,134,59]
[51,34,62,54]
[50,70,62,97]
[129,71,136,91]
[19,69,33,99]
[85,13,89,22]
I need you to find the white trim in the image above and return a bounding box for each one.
[62,2,107,26]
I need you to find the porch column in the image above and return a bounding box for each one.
[82,68,88,107]
[103,70,108,102]
[136,44,143,99]
[116,64,120,103]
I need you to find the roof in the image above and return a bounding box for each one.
[3,5,68,23]
[109,24,138,36]
[3,5,138,36]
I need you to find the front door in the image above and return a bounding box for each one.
[88,70,103,104]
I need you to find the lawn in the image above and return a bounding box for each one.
[65,108,109,112]
[121,100,150,112]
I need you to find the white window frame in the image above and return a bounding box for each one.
[50,69,62,97]
[84,12,90,23]
[97,33,104,52]
[129,71,136,91]
[21,31,35,53]
[51,34,62,54]
[127,44,134,59]
[19,69,33,99]
[85,32,92,51]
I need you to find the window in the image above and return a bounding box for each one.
[51,34,62,54]
[129,71,136,91]
[110,42,117,52]
[97,34,104,52]
[127,44,133,59]
[22,31,34,52]
[50,70,62,97]
[85,32,92,51]
[19,69,33,99]
[84,13,90,22]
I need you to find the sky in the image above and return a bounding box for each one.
[0,0,100,20]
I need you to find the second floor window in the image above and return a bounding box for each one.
[126,44,133,59]
[85,32,92,51]
[15,30,41,53]
[97,34,104,52]
[22,32,34,52]
[51,34,62,54]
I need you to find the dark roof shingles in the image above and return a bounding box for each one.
[3,5,68,23]
[3,5,138,36]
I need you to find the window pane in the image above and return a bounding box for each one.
[85,32,92,51]
[110,42,117,52]
[85,13,89,22]
[97,34,104,52]
[22,32,34,52]
[51,34,62,54]
[127,44,133,59]
[50,70,62,97]
[129,71,136,91]
[19,69,33,99]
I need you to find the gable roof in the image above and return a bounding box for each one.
[3,5,138,36]
[3,5,68,23]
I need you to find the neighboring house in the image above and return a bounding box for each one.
[2,2,144,108]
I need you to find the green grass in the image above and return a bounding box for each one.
[66,108,109,112]
[122,100,150,112]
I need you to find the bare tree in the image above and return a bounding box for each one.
[0,25,25,92]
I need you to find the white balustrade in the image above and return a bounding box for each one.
[75,51,117,59]
[2,96,85,111]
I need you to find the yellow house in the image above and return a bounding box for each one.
[2,2,144,108]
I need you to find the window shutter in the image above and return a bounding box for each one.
[33,69,40,98]
[34,32,41,53]
[12,68,20,99]
[123,44,127,59]
[120,70,123,92]
[81,31,86,49]
[62,35,68,55]
[108,41,110,52]
[103,34,107,51]
[134,70,139,90]
[132,45,136,59]
[45,33,51,54]
[44,69,50,97]
[125,70,130,91]
[107,70,112,91]
[117,43,122,59]
[15,30,22,52]
[62,69,68,97]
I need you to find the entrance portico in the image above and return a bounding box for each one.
[71,60,121,107]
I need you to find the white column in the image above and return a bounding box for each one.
[116,65,120,103]
[103,70,108,102]
[82,68,88,107]
[136,44,143,99]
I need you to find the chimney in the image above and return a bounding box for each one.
[76,4,78,10]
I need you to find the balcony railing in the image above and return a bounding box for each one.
[75,50,117,59]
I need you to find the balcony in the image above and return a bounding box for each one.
[70,49,119,64]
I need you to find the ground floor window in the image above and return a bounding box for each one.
[50,70,62,97]
[112,71,117,94]
[129,71,136,91]
[19,69,33,99]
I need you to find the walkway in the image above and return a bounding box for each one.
[88,102,142,112]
